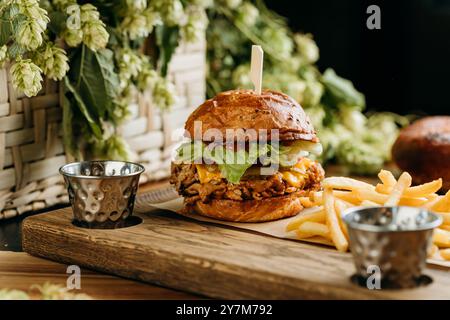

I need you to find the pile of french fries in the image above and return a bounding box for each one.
[286,169,450,261]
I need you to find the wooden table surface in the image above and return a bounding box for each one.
[0,251,199,299]
[0,179,201,300]
[0,165,404,300]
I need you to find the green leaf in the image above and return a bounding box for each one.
[94,48,119,109]
[10,12,26,35]
[177,142,269,184]
[156,25,180,77]
[176,141,204,163]
[7,42,26,58]
[48,11,67,35]
[176,140,323,183]
[321,68,366,108]
[64,77,103,139]
[8,4,20,16]
[0,20,11,46]
[71,46,119,120]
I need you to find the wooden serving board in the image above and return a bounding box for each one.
[22,207,450,299]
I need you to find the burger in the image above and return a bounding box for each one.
[392,116,450,192]
[170,89,325,222]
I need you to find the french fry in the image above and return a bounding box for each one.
[334,199,350,240]
[384,172,412,206]
[324,188,348,252]
[354,188,428,207]
[375,183,389,194]
[333,191,361,205]
[287,168,450,260]
[376,178,442,198]
[378,169,397,187]
[310,191,323,205]
[423,195,443,209]
[313,190,360,205]
[440,249,450,261]
[353,188,387,204]
[426,193,439,201]
[436,212,450,225]
[296,221,330,239]
[360,200,380,207]
[299,197,316,208]
[433,228,450,248]
[286,208,325,232]
[428,244,439,258]
[398,197,429,207]
[431,190,450,212]
[323,177,375,192]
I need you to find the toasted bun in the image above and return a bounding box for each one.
[185,192,304,222]
[185,89,318,142]
[392,116,450,191]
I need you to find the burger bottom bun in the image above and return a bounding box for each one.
[185,192,304,222]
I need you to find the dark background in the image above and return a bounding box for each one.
[266,0,450,115]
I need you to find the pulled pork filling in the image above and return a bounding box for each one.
[170,160,324,204]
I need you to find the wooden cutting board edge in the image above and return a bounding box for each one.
[21,208,450,300]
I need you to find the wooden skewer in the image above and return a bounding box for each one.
[250,45,264,95]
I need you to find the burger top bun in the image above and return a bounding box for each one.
[184,89,318,142]
[392,116,450,191]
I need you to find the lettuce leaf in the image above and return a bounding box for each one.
[175,141,321,184]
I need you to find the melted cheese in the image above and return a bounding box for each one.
[195,164,222,183]
[281,158,313,187]
[196,158,314,186]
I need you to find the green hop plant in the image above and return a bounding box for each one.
[0,45,7,67]
[121,12,148,40]
[339,105,367,134]
[126,0,147,11]
[224,0,242,9]
[15,0,49,50]
[261,27,293,58]
[0,289,30,300]
[82,22,109,51]
[294,33,319,64]
[303,80,324,108]
[236,2,259,27]
[16,21,44,50]
[10,58,43,97]
[118,48,142,85]
[182,6,208,42]
[78,4,109,51]
[80,3,100,21]
[152,0,184,26]
[336,138,385,175]
[64,28,83,47]
[188,0,214,7]
[153,77,177,109]
[34,43,69,81]
[121,8,160,40]
[137,61,159,91]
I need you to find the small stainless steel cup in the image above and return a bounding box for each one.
[343,206,442,289]
[60,160,144,229]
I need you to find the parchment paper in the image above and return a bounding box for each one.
[135,186,450,268]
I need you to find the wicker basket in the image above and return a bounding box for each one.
[0,39,205,220]
[123,38,206,184]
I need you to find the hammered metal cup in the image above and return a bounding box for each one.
[60,161,144,229]
[343,206,442,289]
